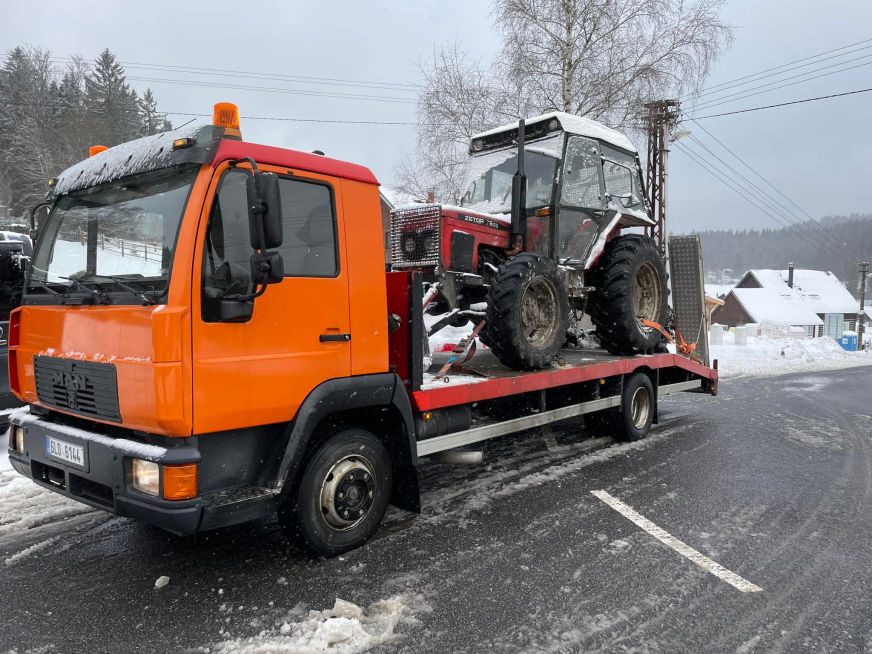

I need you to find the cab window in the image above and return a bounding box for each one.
[277,177,338,277]
[201,169,253,321]
[560,136,602,209]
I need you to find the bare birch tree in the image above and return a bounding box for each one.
[398,0,732,202]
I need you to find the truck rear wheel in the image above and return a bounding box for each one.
[583,372,654,441]
[295,429,391,556]
[588,235,667,355]
[485,253,570,370]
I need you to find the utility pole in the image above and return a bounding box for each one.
[644,100,680,256]
[859,261,869,350]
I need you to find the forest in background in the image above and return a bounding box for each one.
[692,213,872,296]
[0,46,171,218]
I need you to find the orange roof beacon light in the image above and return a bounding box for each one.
[89,145,108,157]
[213,101,242,139]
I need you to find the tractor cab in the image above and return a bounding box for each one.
[460,112,652,266]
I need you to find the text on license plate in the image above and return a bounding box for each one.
[46,436,84,467]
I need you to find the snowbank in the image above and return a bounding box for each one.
[0,448,94,550]
[710,331,872,379]
[207,595,428,654]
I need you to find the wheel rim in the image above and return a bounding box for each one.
[319,454,377,531]
[520,276,560,347]
[630,386,651,429]
[633,261,662,330]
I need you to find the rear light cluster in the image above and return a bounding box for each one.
[390,204,442,267]
[129,459,197,501]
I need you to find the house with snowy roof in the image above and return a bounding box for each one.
[711,266,863,337]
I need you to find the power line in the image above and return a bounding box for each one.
[688,55,872,114]
[0,100,417,125]
[685,42,872,103]
[685,118,858,258]
[125,75,416,104]
[48,56,421,91]
[675,141,850,262]
[684,134,851,260]
[686,86,872,120]
[167,111,417,125]
[682,37,872,101]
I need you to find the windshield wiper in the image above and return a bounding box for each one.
[28,277,63,297]
[57,275,105,304]
[89,274,158,305]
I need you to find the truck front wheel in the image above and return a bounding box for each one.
[295,429,392,556]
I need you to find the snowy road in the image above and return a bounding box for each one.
[2,366,872,653]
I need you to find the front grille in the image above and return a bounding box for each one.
[390,204,442,267]
[34,356,121,422]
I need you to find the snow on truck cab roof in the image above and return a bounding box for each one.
[50,109,378,198]
[470,111,636,155]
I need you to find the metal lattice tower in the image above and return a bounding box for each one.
[644,100,680,256]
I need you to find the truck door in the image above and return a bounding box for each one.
[191,166,351,434]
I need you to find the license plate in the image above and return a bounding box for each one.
[46,436,85,467]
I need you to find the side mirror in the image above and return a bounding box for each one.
[250,251,284,285]
[246,172,283,250]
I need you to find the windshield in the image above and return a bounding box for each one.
[461,139,561,214]
[27,165,199,303]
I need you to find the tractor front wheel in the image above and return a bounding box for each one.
[484,253,570,370]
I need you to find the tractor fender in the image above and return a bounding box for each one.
[272,373,420,511]
[584,211,623,269]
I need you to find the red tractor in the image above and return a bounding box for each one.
[390,112,668,370]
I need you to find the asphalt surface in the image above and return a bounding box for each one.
[2,366,872,653]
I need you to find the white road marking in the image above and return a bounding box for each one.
[591,490,763,593]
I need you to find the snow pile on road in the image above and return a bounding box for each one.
[0,449,93,546]
[208,595,425,654]
[710,331,872,379]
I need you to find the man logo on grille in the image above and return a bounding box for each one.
[51,371,87,409]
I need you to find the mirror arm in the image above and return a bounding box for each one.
[229,157,260,175]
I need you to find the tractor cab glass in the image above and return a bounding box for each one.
[461,146,559,215]
[26,164,198,303]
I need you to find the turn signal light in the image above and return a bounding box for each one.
[89,145,108,157]
[162,464,198,501]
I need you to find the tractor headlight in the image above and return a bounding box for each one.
[402,234,418,255]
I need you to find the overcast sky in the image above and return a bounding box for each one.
[3,0,871,234]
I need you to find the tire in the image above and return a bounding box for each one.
[294,429,392,556]
[587,235,668,355]
[484,253,570,370]
[617,373,655,441]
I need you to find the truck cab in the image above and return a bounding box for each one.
[7,104,416,550]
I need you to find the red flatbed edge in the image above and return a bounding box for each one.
[410,349,718,411]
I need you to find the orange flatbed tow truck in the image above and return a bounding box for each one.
[6,104,716,555]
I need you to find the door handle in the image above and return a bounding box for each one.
[319,333,351,342]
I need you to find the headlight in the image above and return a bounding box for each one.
[130,459,160,496]
[402,234,417,254]
[10,426,25,453]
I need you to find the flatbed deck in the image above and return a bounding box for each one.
[414,348,717,410]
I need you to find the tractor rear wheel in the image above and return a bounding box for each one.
[485,253,570,370]
[588,235,668,355]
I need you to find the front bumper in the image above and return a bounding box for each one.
[6,408,202,535]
